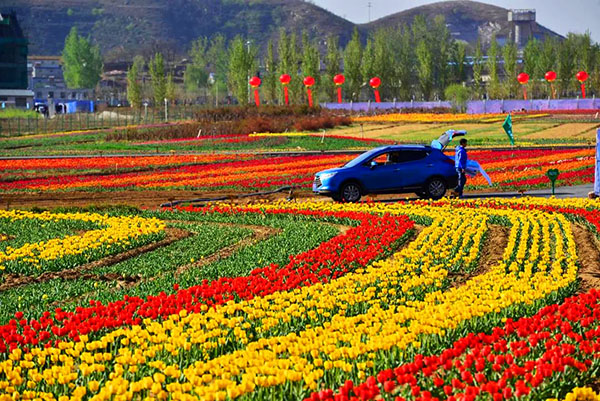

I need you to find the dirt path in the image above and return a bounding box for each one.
[0,227,191,292]
[447,224,509,287]
[0,190,324,209]
[572,223,600,293]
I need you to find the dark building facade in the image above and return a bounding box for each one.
[0,12,28,90]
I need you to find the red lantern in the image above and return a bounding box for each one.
[369,77,381,103]
[545,71,556,82]
[279,74,291,85]
[577,71,589,98]
[279,74,291,106]
[517,73,529,100]
[249,76,261,88]
[545,71,557,99]
[303,76,315,107]
[334,74,345,104]
[249,76,261,106]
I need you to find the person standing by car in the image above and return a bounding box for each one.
[454,138,468,198]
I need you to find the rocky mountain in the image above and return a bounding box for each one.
[1,0,562,58]
[362,1,562,47]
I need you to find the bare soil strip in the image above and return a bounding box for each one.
[572,223,600,293]
[447,224,509,287]
[0,227,191,292]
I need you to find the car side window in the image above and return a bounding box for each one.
[370,153,389,166]
[397,150,428,163]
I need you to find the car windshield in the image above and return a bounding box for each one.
[343,148,385,168]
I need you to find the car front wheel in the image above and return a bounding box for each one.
[340,182,362,202]
[424,177,447,200]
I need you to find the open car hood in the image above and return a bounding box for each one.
[431,129,467,150]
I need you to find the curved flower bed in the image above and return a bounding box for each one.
[0,198,595,401]
[309,290,600,401]
[0,207,414,352]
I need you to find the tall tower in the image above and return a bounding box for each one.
[508,9,536,48]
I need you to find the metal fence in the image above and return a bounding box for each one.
[0,105,203,137]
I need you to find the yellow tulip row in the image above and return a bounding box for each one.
[548,388,600,401]
[0,200,578,401]
[0,210,165,273]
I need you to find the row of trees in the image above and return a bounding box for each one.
[89,17,598,106]
[178,20,599,105]
[126,53,177,108]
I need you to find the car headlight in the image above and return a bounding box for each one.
[319,172,337,180]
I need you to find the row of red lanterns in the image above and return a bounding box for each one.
[516,70,589,99]
[248,74,382,106]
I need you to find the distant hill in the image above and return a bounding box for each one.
[362,0,563,47]
[1,0,562,59]
[1,0,356,59]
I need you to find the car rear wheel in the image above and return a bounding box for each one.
[340,182,362,202]
[424,177,447,200]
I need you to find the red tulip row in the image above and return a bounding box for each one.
[132,134,254,145]
[0,154,346,191]
[306,289,600,401]
[0,207,414,353]
[499,166,594,188]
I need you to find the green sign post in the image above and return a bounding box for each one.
[546,169,560,195]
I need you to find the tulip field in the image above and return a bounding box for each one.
[0,147,594,195]
[1,196,600,400]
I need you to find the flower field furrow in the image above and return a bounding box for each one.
[0,210,165,275]
[0,154,248,171]
[0,199,585,401]
[310,289,600,401]
[0,149,594,193]
[0,208,413,353]
[0,155,350,191]
[468,159,593,187]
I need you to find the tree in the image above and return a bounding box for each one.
[206,34,229,105]
[557,37,577,96]
[451,42,467,84]
[372,29,393,100]
[148,52,166,106]
[184,37,208,94]
[486,36,501,98]
[415,40,433,100]
[343,28,362,101]
[227,36,257,104]
[301,31,320,86]
[323,35,341,102]
[431,15,452,98]
[502,42,518,98]
[62,27,103,89]
[263,40,278,104]
[166,73,176,104]
[389,25,414,100]
[522,39,541,98]
[126,55,144,109]
[361,39,375,85]
[445,84,470,112]
[472,38,483,98]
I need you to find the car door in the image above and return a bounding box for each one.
[358,151,403,192]
[394,150,431,188]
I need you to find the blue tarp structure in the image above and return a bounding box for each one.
[33,99,94,113]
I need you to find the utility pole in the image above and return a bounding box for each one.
[246,40,252,105]
[368,2,372,23]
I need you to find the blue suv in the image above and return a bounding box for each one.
[313,131,467,202]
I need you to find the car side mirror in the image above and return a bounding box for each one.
[370,161,378,169]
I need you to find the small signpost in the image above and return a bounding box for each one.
[546,169,560,195]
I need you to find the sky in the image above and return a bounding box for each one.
[310,0,600,42]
